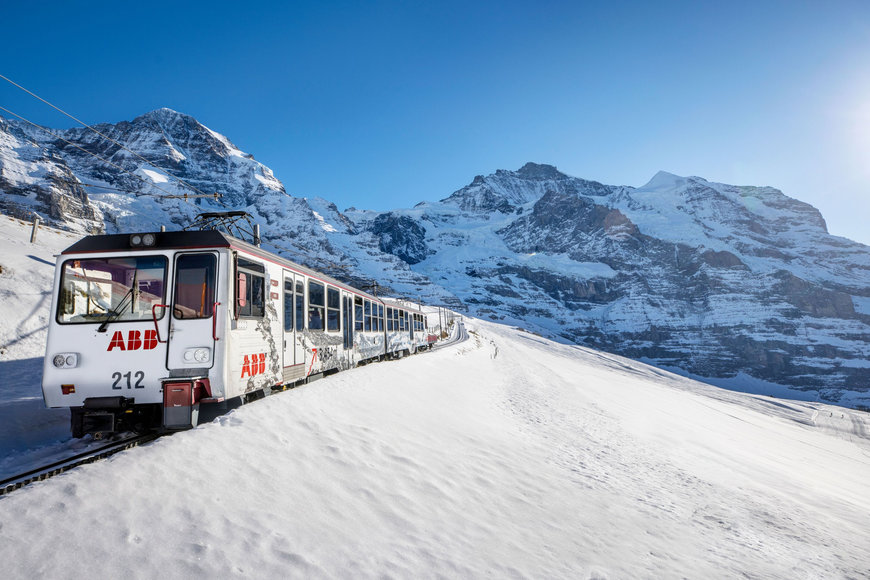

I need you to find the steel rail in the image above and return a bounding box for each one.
[0,433,161,497]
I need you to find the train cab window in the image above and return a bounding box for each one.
[327,286,340,332]
[57,255,167,325]
[309,280,325,330]
[237,258,265,318]
[174,253,216,319]
[295,280,304,331]
[354,296,364,331]
[364,300,372,331]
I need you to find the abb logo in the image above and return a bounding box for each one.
[107,330,159,352]
[241,353,266,378]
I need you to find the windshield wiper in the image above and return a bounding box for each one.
[97,287,136,333]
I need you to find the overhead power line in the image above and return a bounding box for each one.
[0,73,216,202]
[0,104,195,202]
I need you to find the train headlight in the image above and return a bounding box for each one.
[130,233,157,247]
[183,347,210,363]
[52,353,79,368]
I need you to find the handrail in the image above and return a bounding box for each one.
[151,304,168,343]
[212,302,221,341]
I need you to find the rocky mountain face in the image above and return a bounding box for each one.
[1,110,868,405]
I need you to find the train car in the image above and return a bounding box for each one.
[41,224,395,438]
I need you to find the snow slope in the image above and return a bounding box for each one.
[1,217,869,578]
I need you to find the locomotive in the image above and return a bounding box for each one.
[41,213,435,438]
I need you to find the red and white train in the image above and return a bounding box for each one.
[42,219,437,437]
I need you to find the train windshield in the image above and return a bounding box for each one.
[57,255,168,324]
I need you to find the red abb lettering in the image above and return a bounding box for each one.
[241,353,267,378]
[107,330,160,352]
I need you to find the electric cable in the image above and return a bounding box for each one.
[0,104,204,207]
[0,73,216,201]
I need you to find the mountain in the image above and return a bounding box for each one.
[1,111,868,405]
[354,163,870,404]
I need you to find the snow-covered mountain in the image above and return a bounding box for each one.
[359,164,870,405]
[1,110,868,405]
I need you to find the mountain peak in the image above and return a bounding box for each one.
[639,170,690,191]
[516,162,565,181]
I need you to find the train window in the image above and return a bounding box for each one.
[308,280,325,330]
[399,310,405,331]
[354,296,364,331]
[327,286,340,332]
[237,258,265,318]
[386,307,393,331]
[378,304,384,331]
[174,253,216,319]
[284,279,294,332]
[57,255,167,325]
[295,280,304,330]
[364,300,372,332]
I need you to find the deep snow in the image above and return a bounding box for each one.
[1,214,869,579]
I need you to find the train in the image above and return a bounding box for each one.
[41,213,438,438]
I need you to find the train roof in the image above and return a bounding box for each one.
[61,230,231,254]
[60,229,395,305]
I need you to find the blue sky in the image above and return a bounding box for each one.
[2,0,869,243]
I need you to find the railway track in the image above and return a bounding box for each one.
[0,433,161,497]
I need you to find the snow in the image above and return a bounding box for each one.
[853,295,870,316]
[1,215,870,578]
[311,209,338,233]
[138,168,169,183]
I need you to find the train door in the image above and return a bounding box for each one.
[282,272,296,368]
[282,271,306,381]
[166,252,218,371]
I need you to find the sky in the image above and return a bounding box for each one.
[2,0,869,244]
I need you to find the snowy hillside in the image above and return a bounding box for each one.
[2,111,869,405]
[0,216,869,578]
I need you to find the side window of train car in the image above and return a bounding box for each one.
[327,286,340,332]
[354,296,364,331]
[377,304,384,331]
[295,280,304,330]
[364,300,372,331]
[237,257,265,318]
[386,307,393,331]
[309,280,325,330]
[283,280,294,331]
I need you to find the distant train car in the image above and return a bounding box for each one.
[41,223,433,438]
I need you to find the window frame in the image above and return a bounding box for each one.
[308,279,325,331]
[326,286,340,332]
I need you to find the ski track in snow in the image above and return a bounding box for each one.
[1,215,870,578]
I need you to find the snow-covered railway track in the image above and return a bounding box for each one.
[0,433,161,496]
